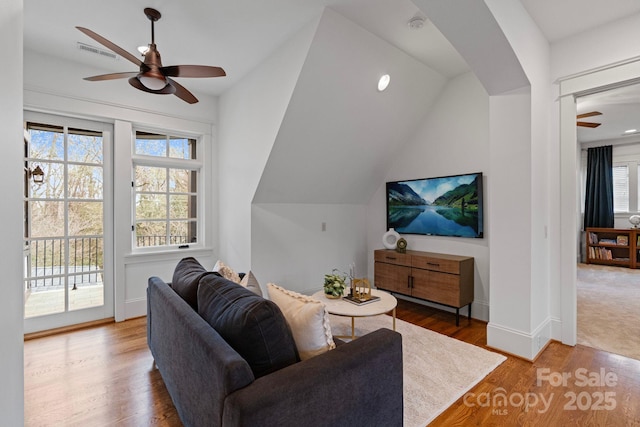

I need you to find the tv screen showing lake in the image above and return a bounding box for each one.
[386,173,483,238]
[388,205,480,237]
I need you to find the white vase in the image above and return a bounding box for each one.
[382,228,400,249]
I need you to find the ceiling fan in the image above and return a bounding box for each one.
[577,111,602,128]
[76,7,225,104]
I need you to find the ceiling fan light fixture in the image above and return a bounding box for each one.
[137,45,149,55]
[138,73,167,90]
[77,7,225,104]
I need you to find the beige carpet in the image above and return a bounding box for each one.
[577,263,640,360]
[329,314,506,427]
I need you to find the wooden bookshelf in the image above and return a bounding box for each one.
[586,227,637,268]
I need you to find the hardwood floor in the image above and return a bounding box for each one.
[24,300,640,426]
[24,317,182,427]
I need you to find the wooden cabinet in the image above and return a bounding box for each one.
[374,261,411,294]
[586,227,637,268]
[374,249,474,326]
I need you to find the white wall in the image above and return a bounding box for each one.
[246,9,448,301]
[254,8,446,205]
[0,0,24,424]
[411,0,553,358]
[252,203,368,295]
[486,87,534,353]
[551,14,640,81]
[217,18,318,272]
[367,72,491,320]
[484,0,552,359]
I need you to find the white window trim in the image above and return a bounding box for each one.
[613,156,640,215]
[131,130,205,253]
[613,162,631,213]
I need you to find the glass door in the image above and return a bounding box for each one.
[23,113,113,333]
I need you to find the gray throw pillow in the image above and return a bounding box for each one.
[197,274,299,378]
[171,257,216,309]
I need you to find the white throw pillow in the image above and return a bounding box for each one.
[267,283,336,360]
[240,271,263,296]
[213,260,241,284]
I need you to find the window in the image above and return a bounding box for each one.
[133,131,200,248]
[613,164,629,212]
[610,160,640,214]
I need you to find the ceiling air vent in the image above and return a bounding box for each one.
[77,42,119,60]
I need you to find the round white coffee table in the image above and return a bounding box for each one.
[312,288,397,340]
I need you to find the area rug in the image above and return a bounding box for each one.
[329,314,506,426]
[577,263,640,360]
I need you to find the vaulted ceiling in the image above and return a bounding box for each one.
[26,0,640,97]
[253,8,447,204]
[24,1,640,143]
[23,0,467,98]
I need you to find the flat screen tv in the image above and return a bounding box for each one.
[386,172,483,238]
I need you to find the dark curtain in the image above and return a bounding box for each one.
[584,145,614,229]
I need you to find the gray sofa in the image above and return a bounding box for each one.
[147,257,403,427]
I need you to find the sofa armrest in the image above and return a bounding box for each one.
[148,277,255,427]
[222,327,403,427]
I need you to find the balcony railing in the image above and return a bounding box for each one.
[24,235,190,291]
[135,235,190,247]
[24,237,103,291]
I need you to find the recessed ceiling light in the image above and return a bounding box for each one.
[378,74,390,92]
[625,129,637,134]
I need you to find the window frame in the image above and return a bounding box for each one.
[612,159,640,215]
[612,162,630,213]
[131,129,204,253]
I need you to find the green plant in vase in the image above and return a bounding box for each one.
[323,269,347,298]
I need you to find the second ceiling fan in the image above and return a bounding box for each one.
[577,111,602,128]
[77,7,225,104]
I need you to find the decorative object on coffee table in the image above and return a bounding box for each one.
[396,237,407,253]
[323,270,347,298]
[344,278,380,305]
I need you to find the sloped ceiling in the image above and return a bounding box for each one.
[253,8,447,204]
[412,0,528,96]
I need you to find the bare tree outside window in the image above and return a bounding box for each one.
[133,131,199,248]
[24,122,106,317]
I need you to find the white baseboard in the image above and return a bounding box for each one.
[550,316,563,342]
[124,297,147,320]
[487,317,553,360]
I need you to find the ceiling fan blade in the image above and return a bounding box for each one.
[577,121,601,128]
[167,77,199,104]
[76,26,142,67]
[128,76,176,94]
[577,111,602,119]
[161,65,226,78]
[84,71,139,81]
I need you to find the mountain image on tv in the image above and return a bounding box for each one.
[386,173,483,238]
[387,182,427,206]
